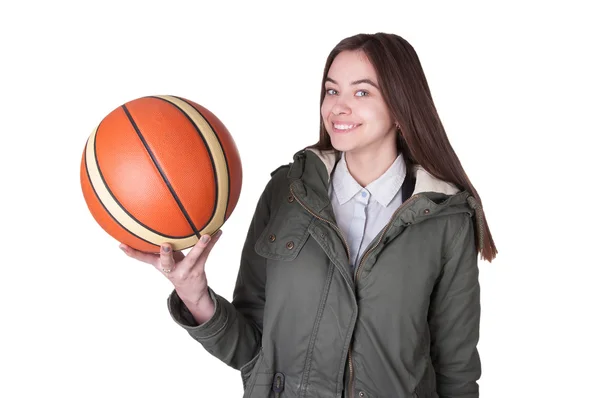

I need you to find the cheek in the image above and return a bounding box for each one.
[320,102,328,120]
[364,104,382,119]
[376,101,393,121]
[367,104,393,127]
[321,97,335,119]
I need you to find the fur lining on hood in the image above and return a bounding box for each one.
[305,148,459,196]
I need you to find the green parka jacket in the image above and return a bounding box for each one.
[167,148,482,398]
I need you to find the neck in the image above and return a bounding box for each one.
[345,143,398,187]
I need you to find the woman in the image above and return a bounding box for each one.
[121,32,497,398]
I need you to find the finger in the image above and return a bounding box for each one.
[120,243,159,265]
[195,230,223,264]
[158,243,175,274]
[190,230,223,274]
[187,230,222,264]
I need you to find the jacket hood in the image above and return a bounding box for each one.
[282,147,484,248]
[305,148,460,196]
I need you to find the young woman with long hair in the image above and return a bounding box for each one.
[121,32,497,398]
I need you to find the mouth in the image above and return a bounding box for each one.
[331,122,362,133]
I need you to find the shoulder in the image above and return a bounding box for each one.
[257,163,292,206]
[268,162,292,190]
[441,212,476,261]
[270,163,292,178]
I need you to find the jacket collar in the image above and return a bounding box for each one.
[304,147,460,197]
[288,147,473,220]
[287,147,484,249]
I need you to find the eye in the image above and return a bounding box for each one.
[325,88,337,95]
[356,90,369,97]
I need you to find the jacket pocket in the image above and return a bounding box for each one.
[254,197,313,262]
[241,349,264,390]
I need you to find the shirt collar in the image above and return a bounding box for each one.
[332,153,363,205]
[367,153,406,207]
[332,152,406,207]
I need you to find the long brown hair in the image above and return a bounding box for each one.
[309,33,498,262]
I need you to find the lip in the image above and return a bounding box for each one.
[331,121,362,133]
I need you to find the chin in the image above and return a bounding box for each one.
[329,138,355,153]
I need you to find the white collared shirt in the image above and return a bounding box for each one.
[328,152,407,270]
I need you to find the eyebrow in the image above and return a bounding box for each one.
[326,77,380,89]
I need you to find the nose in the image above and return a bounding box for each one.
[331,97,351,116]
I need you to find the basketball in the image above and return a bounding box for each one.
[80,95,243,253]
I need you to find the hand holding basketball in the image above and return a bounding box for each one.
[120,230,223,306]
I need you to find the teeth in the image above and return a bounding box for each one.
[334,124,358,130]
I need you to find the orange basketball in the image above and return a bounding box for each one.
[80,95,243,253]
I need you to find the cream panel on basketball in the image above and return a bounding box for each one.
[86,126,199,250]
[154,95,230,234]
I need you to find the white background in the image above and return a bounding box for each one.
[1,1,598,397]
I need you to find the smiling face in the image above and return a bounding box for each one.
[320,50,397,157]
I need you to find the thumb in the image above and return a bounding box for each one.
[158,243,175,274]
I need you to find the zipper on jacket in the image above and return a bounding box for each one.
[290,184,356,395]
[348,194,421,398]
[353,194,421,281]
[272,372,285,397]
[289,186,351,260]
[292,183,422,398]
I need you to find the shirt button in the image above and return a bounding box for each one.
[361,191,367,198]
[359,392,366,398]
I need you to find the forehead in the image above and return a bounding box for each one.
[327,50,378,83]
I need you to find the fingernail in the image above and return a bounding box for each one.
[201,235,210,243]
[162,245,171,252]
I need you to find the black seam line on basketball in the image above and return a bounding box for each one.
[150,95,220,231]
[89,125,196,241]
[150,96,218,232]
[121,104,201,239]
[173,95,232,224]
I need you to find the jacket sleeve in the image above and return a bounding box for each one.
[428,213,482,398]
[165,176,274,370]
